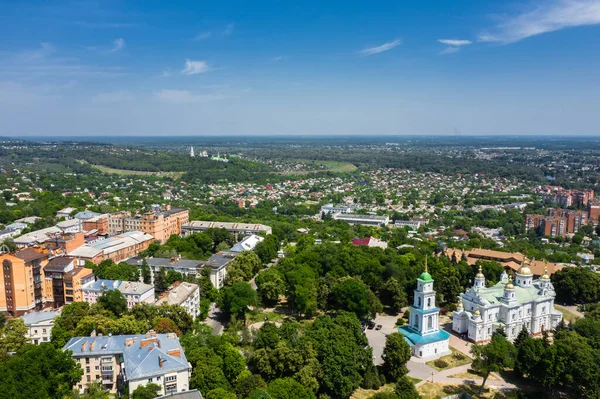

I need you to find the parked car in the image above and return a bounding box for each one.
[375,324,382,330]
[367,321,376,329]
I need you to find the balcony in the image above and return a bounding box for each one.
[101,367,113,374]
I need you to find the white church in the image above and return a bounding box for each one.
[452,262,563,343]
[398,258,451,359]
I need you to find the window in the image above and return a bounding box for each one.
[86,358,90,364]
[427,316,433,329]
[418,297,421,306]
[42,329,46,333]
[86,366,90,373]
[427,298,431,307]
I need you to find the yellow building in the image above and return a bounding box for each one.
[0,249,51,316]
[108,208,189,243]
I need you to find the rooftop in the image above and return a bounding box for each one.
[204,251,237,270]
[23,310,61,326]
[64,332,189,380]
[44,256,76,272]
[155,281,199,306]
[15,248,48,263]
[398,326,450,345]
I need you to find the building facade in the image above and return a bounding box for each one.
[64,331,191,396]
[63,267,95,304]
[108,208,189,243]
[452,264,562,343]
[69,231,154,265]
[155,282,200,320]
[81,279,155,309]
[23,310,60,344]
[398,259,450,359]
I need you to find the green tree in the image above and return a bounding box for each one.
[330,278,371,319]
[131,383,161,399]
[267,378,315,399]
[255,235,279,264]
[255,322,281,350]
[141,259,152,285]
[221,282,257,318]
[235,372,268,398]
[97,289,128,316]
[381,277,407,314]
[256,268,285,306]
[221,342,246,381]
[0,343,83,399]
[226,251,263,285]
[206,388,236,399]
[155,266,168,292]
[1,318,27,352]
[382,332,411,381]
[470,332,517,394]
[515,336,544,378]
[190,364,230,393]
[153,318,182,336]
[394,375,419,399]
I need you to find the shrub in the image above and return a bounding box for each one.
[395,318,405,326]
[434,359,448,368]
[453,352,465,361]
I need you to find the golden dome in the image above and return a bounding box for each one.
[474,307,481,317]
[457,301,464,310]
[517,260,533,276]
[476,265,485,279]
[505,275,515,290]
[541,265,550,280]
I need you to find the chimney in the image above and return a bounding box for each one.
[89,340,95,351]
[81,341,88,352]
[90,330,96,337]
[158,355,164,368]
[167,348,181,357]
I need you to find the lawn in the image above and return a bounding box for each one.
[448,369,499,381]
[351,383,395,399]
[247,310,288,324]
[425,347,472,371]
[554,305,581,323]
[92,164,184,178]
[417,382,516,399]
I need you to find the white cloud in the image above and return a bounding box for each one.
[358,39,401,56]
[181,59,211,75]
[107,38,125,53]
[155,89,225,104]
[93,90,134,103]
[194,32,212,40]
[438,39,472,46]
[480,0,600,44]
[272,56,288,62]
[14,42,55,62]
[439,46,462,55]
[223,23,235,36]
[161,70,171,77]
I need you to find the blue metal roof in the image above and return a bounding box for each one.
[410,306,440,314]
[398,326,450,345]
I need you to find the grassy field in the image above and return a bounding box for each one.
[351,384,395,399]
[276,159,358,175]
[425,347,472,371]
[448,369,499,381]
[417,382,516,399]
[91,164,184,178]
[555,305,581,323]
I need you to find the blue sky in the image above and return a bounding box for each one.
[1,0,600,136]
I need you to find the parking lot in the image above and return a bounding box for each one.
[364,314,400,365]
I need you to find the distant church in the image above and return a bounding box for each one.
[398,257,451,359]
[452,262,562,343]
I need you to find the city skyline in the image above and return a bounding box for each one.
[1,0,600,136]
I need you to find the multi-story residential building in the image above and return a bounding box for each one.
[548,209,588,233]
[63,267,95,304]
[453,264,562,343]
[108,208,189,243]
[182,221,272,237]
[524,214,567,237]
[64,331,191,396]
[542,188,594,208]
[81,215,109,235]
[125,257,203,284]
[332,213,390,227]
[81,279,155,309]
[56,207,77,220]
[155,282,200,319]
[43,256,78,308]
[44,232,85,256]
[23,310,60,345]
[68,231,154,265]
[13,226,61,248]
[0,249,50,316]
[588,202,600,223]
[204,251,237,289]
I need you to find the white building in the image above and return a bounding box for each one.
[64,331,191,396]
[398,259,450,359]
[56,207,77,220]
[452,263,562,343]
[22,310,61,344]
[230,234,264,252]
[155,282,201,320]
[82,279,155,309]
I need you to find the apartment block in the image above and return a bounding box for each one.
[64,267,95,304]
[182,220,272,236]
[44,232,85,256]
[68,231,154,265]
[108,208,189,243]
[64,331,191,396]
[155,282,200,320]
[82,279,155,309]
[525,214,566,237]
[548,209,588,233]
[0,249,50,316]
[23,310,60,345]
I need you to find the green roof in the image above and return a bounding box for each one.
[418,272,433,282]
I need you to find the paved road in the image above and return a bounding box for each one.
[204,303,226,335]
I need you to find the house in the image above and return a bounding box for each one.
[56,207,78,220]
[155,282,200,320]
[351,237,388,249]
[64,331,192,396]
[125,257,204,283]
[230,234,264,252]
[22,310,60,345]
[81,279,155,309]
